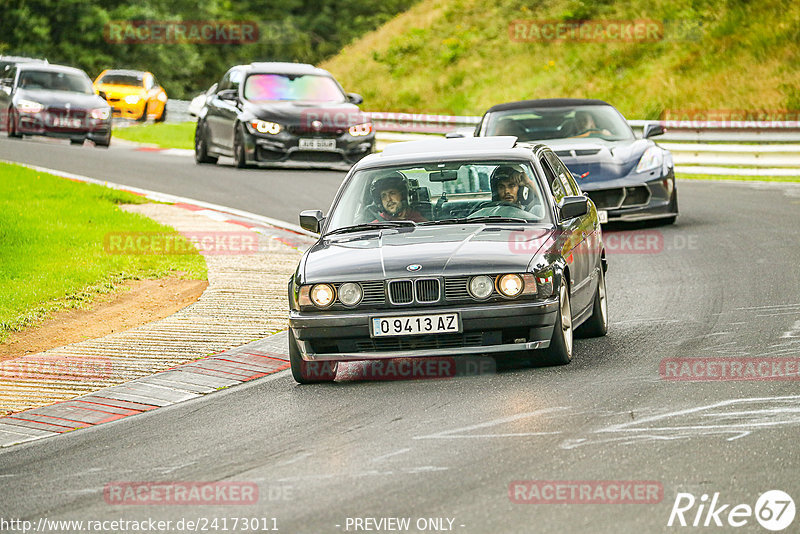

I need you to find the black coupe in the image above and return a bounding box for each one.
[195,62,374,169]
[469,99,677,224]
[288,136,608,383]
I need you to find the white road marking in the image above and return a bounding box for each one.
[371,448,411,462]
[414,408,566,440]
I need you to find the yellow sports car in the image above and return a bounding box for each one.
[93,69,167,122]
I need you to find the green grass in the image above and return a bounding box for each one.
[113,122,196,150]
[0,162,207,342]
[321,0,800,118]
[676,172,800,183]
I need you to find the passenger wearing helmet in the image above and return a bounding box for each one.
[370,172,427,222]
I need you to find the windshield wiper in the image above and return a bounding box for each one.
[324,221,416,236]
[419,216,530,226]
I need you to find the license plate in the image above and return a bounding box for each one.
[371,313,460,337]
[53,116,82,128]
[598,210,608,224]
[299,138,336,151]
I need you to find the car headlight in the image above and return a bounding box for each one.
[157,92,167,102]
[251,120,282,134]
[17,100,43,113]
[337,282,363,307]
[310,284,335,308]
[468,275,494,300]
[348,122,373,136]
[497,274,524,298]
[636,146,664,173]
[90,108,110,120]
[124,95,141,105]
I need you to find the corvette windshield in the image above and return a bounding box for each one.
[97,73,144,86]
[485,105,635,142]
[325,161,551,233]
[18,70,93,94]
[243,74,345,103]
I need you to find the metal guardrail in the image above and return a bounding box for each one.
[164,100,800,176]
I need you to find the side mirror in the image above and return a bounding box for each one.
[559,196,589,220]
[217,89,239,102]
[98,90,108,101]
[299,209,324,233]
[642,123,665,138]
[346,92,363,105]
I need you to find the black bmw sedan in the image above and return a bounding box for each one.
[0,63,111,146]
[288,136,608,383]
[471,99,677,224]
[195,62,374,169]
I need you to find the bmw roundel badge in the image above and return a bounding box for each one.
[406,264,422,272]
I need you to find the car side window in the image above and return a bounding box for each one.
[217,71,232,92]
[229,69,243,92]
[540,156,565,203]
[144,75,154,90]
[545,151,581,195]
[5,66,17,86]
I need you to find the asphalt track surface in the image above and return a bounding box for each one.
[2,136,800,532]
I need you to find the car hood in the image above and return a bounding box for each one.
[302,225,555,282]
[243,100,367,128]
[16,89,109,110]
[94,84,146,98]
[536,137,655,186]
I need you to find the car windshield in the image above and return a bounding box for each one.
[485,105,635,142]
[242,74,345,103]
[97,73,144,86]
[325,160,552,233]
[18,70,93,94]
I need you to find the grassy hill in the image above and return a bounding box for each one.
[321,0,800,118]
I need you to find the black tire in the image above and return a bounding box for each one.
[289,329,337,384]
[662,189,678,225]
[137,103,149,122]
[155,105,167,123]
[575,265,608,338]
[7,108,21,138]
[95,133,111,148]
[541,277,573,366]
[233,124,249,169]
[194,121,218,164]
[70,138,85,146]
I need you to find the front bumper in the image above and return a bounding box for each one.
[16,112,111,140]
[105,99,146,119]
[584,172,677,222]
[290,299,559,361]
[245,129,374,168]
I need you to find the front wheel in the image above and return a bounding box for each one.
[289,329,337,384]
[6,108,21,138]
[575,265,608,338]
[541,277,573,366]
[194,121,218,164]
[233,124,249,169]
[155,105,167,123]
[137,103,149,122]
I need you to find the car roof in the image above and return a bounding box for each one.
[240,62,333,76]
[356,137,551,169]
[99,69,148,77]
[485,98,612,113]
[16,63,88,76]
[0,56,47,63]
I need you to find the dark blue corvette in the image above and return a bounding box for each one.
[472,98,677,224]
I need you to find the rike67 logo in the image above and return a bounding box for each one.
[667,490,796,531]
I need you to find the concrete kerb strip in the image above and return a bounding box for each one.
[0,164,319,448]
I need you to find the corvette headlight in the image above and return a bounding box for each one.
[157,92,167,102]
[348,122,372,136]
[337,283,363,307]
[497,274,524,298]
[636,146,664,173]
[17,100,43,113]
[310,284,335,308]
[468,275,494,300]
[124,95,141,105]
[90,108,110,120]
[251,120,282,134]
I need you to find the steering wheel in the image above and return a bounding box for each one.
[468,200,520,216]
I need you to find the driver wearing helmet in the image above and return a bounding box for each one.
[370,172,427,222]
